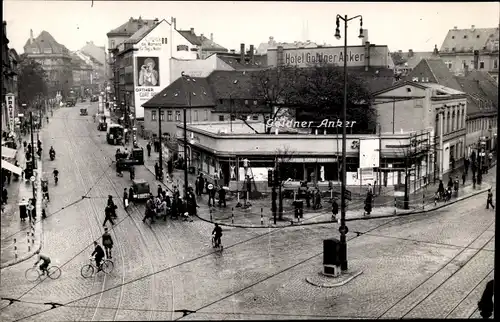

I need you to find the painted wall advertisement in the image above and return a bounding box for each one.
[5,93,15,132]
[135,56,160,119]
[359,139,380,168]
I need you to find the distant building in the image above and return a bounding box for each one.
[73,50,104,93]
[439,25,499,81]
[80,41,106,87]
[392,47,437,77]
[256,36,329,55]
[69,53,93,96]
[407,58,497,162]
[23,29,73,98]
[176,26,228,59]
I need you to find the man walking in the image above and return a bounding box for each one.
[486,189,494,209]
[102,227,113,259]
[123,188,129,209]
[103,205,115,226]
[154,162,160,180]
[143,194,156,224]
[462,172,466,185]
[218,185,226,208]
[207,183,215,207]
[198,174,205,196]
[146,142,151,157]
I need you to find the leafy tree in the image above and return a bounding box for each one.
[292,62,377,134]
[390,51,407,66]
[17,54,48,108]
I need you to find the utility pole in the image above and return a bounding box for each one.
[30,112,36,199]
[158,107,163,182]
[277,160,283,219]
[183,92,189,199]
[378,123,382,195]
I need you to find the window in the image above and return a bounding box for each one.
[445,61,452,69]
[151,111,157,121]
[167,111,172,121]
[253,100,257,105]
[219,99,223,104]
[477,35,480,38]
[111,40,115,49]
[244,100,249,105]
[43,48,52,54]
[494,59,498,69]
[176,111,181,121]
[252,115,259,120]
[160,111,165,121]
[162,37,168,44]
[241,114,247,120]
[414,99,423,108]
[177,45,189,51]
[479,61,485,69]
[452,47,456,51]
[194,110,198,121]
[444,47,449,52]
[412,77,418,82]
[230,99,234,105]
[451,36,455,39]
[204,110,208,121]
[463,35,468,39]
[219,115,224,121]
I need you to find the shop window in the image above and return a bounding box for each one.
[167,111,172,121]
[253,100,258,105]
[345,157,359,172]
[479,61,484,69]
[151,111,157,121]
[219,115,224,121]
[244,100,249,105]
[177,45,189,51]
[231,115,236,121]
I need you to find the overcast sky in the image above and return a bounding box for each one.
[3,1,499,54]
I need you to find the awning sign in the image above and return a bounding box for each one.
[1,146,17,159]
[5,93,15,132]
[1,159,22,175]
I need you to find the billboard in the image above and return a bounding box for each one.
[137,57,160,87]
[359,139,380,168]
[5,94,15,132]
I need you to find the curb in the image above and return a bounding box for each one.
[0,134,45,269]
[194,185,491,229]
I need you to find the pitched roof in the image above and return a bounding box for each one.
[177,30,202,46]
[80,41,106,65]
[107,18,156,36]
[125,23,159,44]
[142,77,215,108]
[23,30,68,54]
[395,51,435,68]
[347,67,396,94]
[198,34,227,52]
[455,71,498,113]
[217,55,267,70]
[206,70,261,99]
[439,27,499,52]
[423,59,462,91]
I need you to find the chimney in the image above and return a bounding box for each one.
[210,33,213,41]
[190,28,194,34]
[171,17,177,30]
[453,26,458,30]
[473,50,479,69]
[30,29,34,44]
[200,33,204,39]
[433,44,439,56]
[249,44,255,64]
[277,45,284,66]
[154,18,159,24]
[408,49,413,58]
[230,49,235,54]
[398,50,402,53]
[361,29,369,45]
[471,25,476,31]
[240,43,245,62]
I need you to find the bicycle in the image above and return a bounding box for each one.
[211,235,223,251]
[81,258,114,278]
[25,265,62,282]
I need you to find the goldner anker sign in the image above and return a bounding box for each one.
[267,45,389,68]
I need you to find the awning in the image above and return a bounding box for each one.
[1,146,17,159]
[1,160,22,175]
[288,157,338,163]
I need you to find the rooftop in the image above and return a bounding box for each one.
[199,34,227,52]
[216,54,267,69]
[440,26,499,53]
[23,30,69,55]
[124,22,159,44]
[80,41,106,65]
[107,17,156,37]
[184,121,266,135]
[177,29,202,46]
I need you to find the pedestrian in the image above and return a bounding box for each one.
[107,195,117,218]
[146,142,151,157]
[478,279,494,319]
[1,187,7,205]
[218,185,226,208]
[305,187,311,208]
[123,188,129,209]
[142,194,156,224]
[129,186,134,203]
[195,177,200,196]
[6,171,11,185]
[473,175,477,188]
[154,162,160,180]
[103,206,115,226]
[486,189,494,209]
[129,165,135,180]
[331,198,338,221]
[102,227,113,259]
[157,184,163,198]
[207,183,215,207]
[462,172,466,185]
[198,174,205,196]
[167,159,173,178]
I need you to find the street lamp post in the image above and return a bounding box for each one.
[335,14,364,272]
[181,73,194,199]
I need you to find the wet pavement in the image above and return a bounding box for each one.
[0,105,495,321]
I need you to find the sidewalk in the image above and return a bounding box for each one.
[1,134,44,269]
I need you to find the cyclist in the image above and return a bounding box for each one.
[212,223,223,248]
[53,168,59,184]
[33,251,51,275]
[91,241,105,271]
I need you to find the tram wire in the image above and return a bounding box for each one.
[0,162,115,244]
[5,207,412,321]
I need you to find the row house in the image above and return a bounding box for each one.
[2,21,19,131]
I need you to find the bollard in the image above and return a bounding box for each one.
[31,232,34,237]
[330,190,333,199]
[231,208,234,224]
[32,238,35,244]
[423,193,425,209]
[14,245,17,260]
[210,208,213,221]
[393,198,397,215]
[28,245,31,252]
[293,191,296,201]
[261,208,264,226]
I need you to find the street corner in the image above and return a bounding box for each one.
[0,223,42,269]
[305,269,363,288]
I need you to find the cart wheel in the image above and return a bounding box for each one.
[101,260,114,274]
[81,264,94,278]
[25,268,40,282]
[47,266,62,279]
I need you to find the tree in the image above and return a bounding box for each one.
[390,51,407,66]
[273,146,295,220]
[18,54,48,108]
[292,62,377,134]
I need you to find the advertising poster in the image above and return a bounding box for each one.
[137,57,160,87]
[5,94,15,132]
[359,139,380,168]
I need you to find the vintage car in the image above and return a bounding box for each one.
[106,124,124,145]
[130,179,151,201]
[90,95,99,102]
[97,116,107,131]
[80,108,88,116]
[66,98,76,107]
[115,147,144,165]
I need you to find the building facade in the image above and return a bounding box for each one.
[392,47,437,78]
[2,21,19,130]
[439,25,499,81]
[70,53,93,96]
[374,81,468,180]
[407,58,498,163]
[23,29,73,98]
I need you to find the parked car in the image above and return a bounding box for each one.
[130,179,151,202]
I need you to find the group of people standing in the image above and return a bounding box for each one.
[195,173,226,208]
[141,185,198,224]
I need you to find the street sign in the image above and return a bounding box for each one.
[339,225,349,234]
[30,176,36,182]
[344,189,352,201]
[207,184,214,190]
